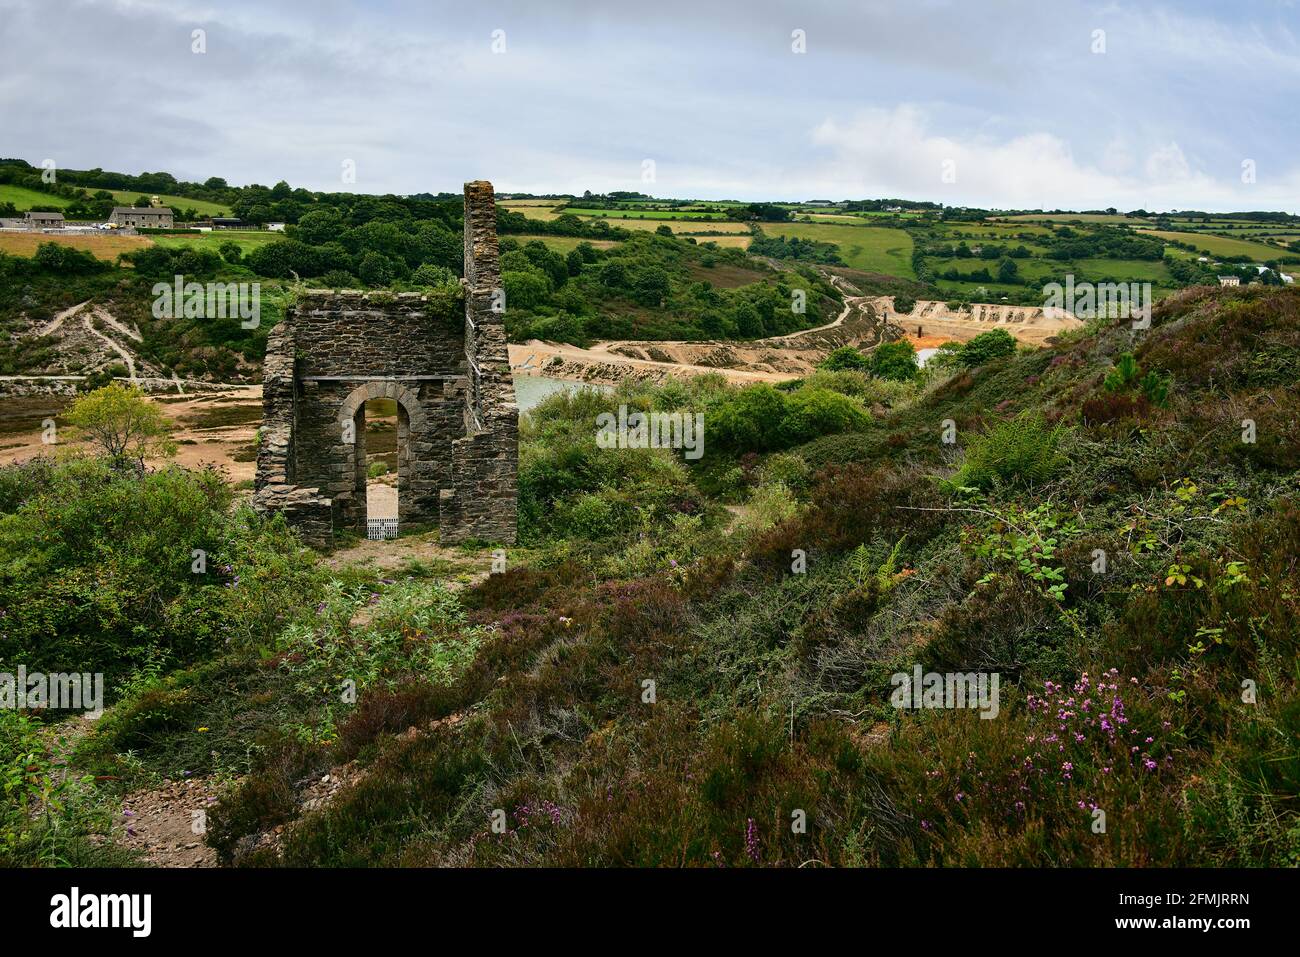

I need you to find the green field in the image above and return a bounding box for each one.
[929,257,1058,282]
[996,213,1151,225]
[104,190,230,217]
[0,183,229,217]
[150,230,283,254]
[760,222,915,277]
[507,234,622,253]
[0,184,74,210]
[564,207,729,221]
[1073,257,1173,283]
[1140,229,1289,260]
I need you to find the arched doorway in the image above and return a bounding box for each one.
[338,382,425,539]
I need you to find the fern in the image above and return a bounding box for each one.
[948,412,1069,491]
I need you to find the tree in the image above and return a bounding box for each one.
[358,250,396,287]
[632,267,670,306]
[218,240,242,264]
[819,346,871,372]
[869,340,918,381]
[64,383,176,468]
[33,242,101,274]
[411,262,455,286]
[959,328,1017,367]
[565,248,583,276]
[996,257,1019,283]
[501,269,551,310]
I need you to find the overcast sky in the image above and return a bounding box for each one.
[2,0,1297,210]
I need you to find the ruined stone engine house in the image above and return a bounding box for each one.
[253,180,517,546]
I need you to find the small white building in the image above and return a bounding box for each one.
[1218,276,1240,287]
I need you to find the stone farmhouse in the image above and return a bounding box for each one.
[253,180,518,547]
[0,211,65,230]
[109,206,174,228]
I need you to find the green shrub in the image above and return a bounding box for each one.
[959,328,1017,367]
[1103,352,1170,407]
[780,388,871,446]
[948,412,1069,491]
[707,384,790,453]
[818,347,870,372]
[870,340,919,381]
[757,452,812,493]
[560,492,620,539]
[0,460,320,688]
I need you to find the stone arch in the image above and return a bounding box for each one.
[337,381,427,532]
[337,381,427,433]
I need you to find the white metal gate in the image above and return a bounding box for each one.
[366,518,398,540]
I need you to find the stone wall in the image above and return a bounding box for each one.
[440,180,519,544]
[253,180,518,548]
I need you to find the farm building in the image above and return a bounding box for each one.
[110,206,174,228]
[24,211,64,229]
[1218,276,1240,287]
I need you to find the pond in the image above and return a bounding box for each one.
[513,375,612,412]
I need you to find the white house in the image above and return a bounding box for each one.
[1218,276,1240,287]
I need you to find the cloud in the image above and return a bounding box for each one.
[0,0,1296,211]
[806,106,1300,211]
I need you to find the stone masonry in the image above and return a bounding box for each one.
[253,180,517,547]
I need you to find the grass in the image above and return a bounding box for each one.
[508,235,621,253]
[500,201,564,221]
[995,213,1152,224]
[761,222,915,278]
[0,184,75,210]
[1072,257,1174,283]
[1139,229,1289,260]
[564,207,730,221]
[0,232,151,259]
[692,235,752,249]
[150,231,284,254]
[0,184,229,217]
[102,190,230,217]
[589,218,753,235]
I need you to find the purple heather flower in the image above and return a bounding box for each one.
[745,818,761,862]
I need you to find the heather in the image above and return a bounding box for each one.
[6,284,1300,867]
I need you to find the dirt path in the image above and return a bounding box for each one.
[115,778,222,867]
[323,529,497,583]
[82,313,139,380]
[36,300,91,337]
